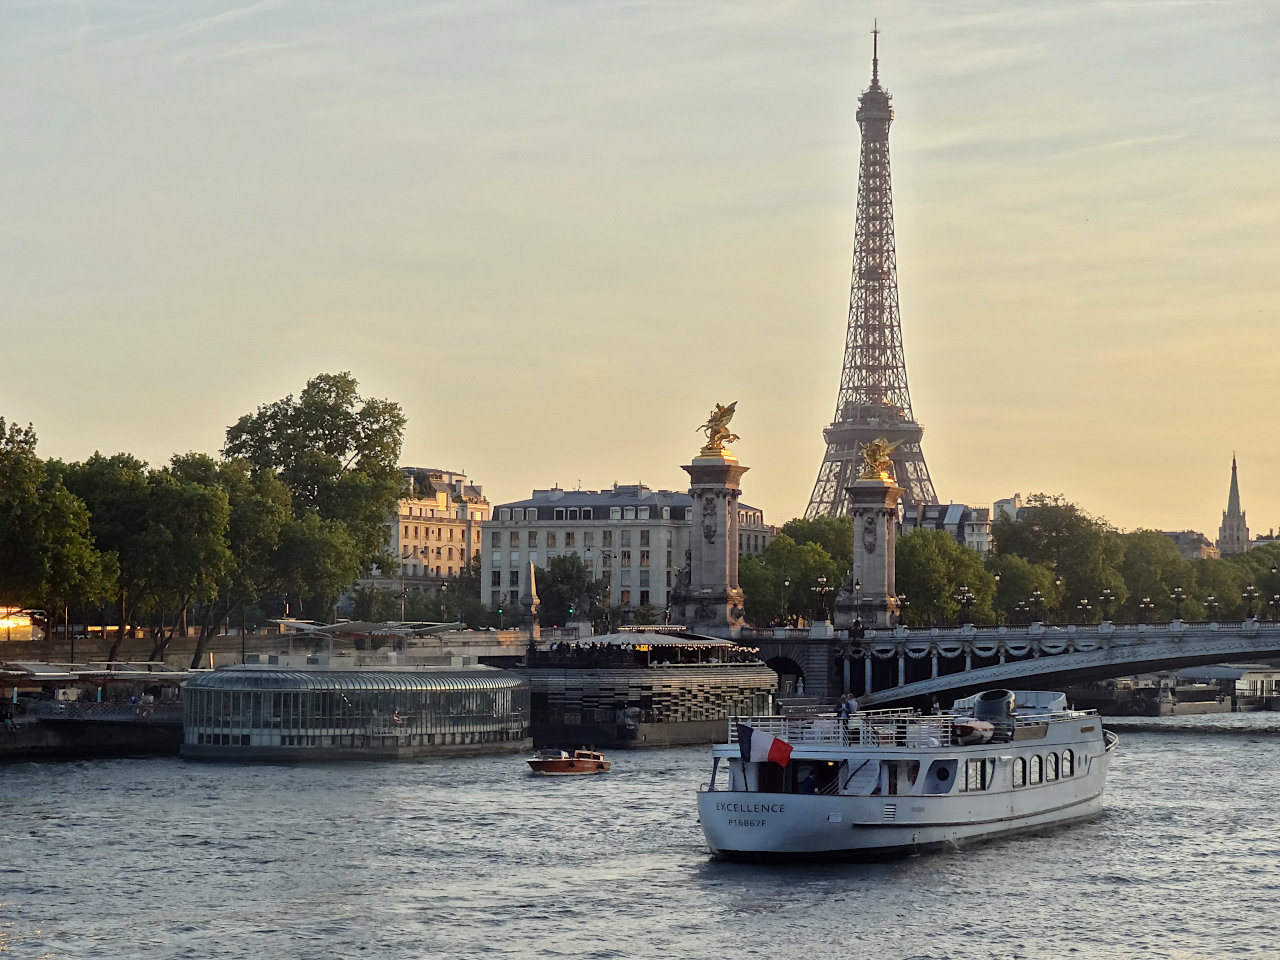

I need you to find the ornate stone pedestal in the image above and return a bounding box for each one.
[672,449,749,639]
[834,475,903,630]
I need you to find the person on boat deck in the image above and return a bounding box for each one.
[800,773,816,794]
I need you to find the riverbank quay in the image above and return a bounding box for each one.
[1,660,189,761]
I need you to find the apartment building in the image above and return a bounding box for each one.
[483,483,772,611]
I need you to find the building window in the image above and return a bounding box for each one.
[448,528,454,541]
[509,569,519,588]
[1062,750,1074,777]
[403,525,409,538]
[528,531,538,547]
[565,532,575,547]
[584,531,595,547]
[582,508,592,520]
[620,590,631,605]
[610,507,621,520]
[1029,756,1043,785]
[666,570,672,587]
[547,532,557,548]
[623,506,635,520]
[499,508,510,521]
[639,590,650,606]
[638,507,649,520]
[491,571,501,587]
[639,550,650,567]
[602,530,613,548]
[639,530,650,547]
[662,507,670,519]
[621,530,631,547]
[490,531,500,548]
[621,550,631,567]
[510,532,519,548]
[1013,757,1026,787]
[1046,753,1059,781]
[665,531,673,547]
[554,508,565,520]
[639,571,649,587]
[666,550,672,567]
[491,552,501,566]
[568,508,579,520]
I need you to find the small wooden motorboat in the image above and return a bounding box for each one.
[526,748,611,775]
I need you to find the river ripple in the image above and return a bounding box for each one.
[3,713,1279,960]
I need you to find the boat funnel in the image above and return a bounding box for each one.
[972,689,1015,720]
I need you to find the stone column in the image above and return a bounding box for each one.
[675,449,749,639]
[834,475,904,629]
[519,560,541,645]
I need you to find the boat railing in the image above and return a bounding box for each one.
[728,707,1100,748]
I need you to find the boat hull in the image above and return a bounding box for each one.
[696,787,1106,861]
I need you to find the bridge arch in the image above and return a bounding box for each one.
[765,656,805,697]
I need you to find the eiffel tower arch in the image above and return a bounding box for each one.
[806,29,938,518]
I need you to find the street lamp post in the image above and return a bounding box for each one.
[896,593,909,627]
[1205,595,1219,620]
[953,584,976,625]
[1053,575,1064,623]
[1138,596,1155,622]
[1098,588,1115,622]
[854,578,863,628]
[1243,585,1260,619]
[993,571,1002,624]
[1014,600,1028,624]
[782,577,791,626]
[1076,598,1092,622]
[1030,590,1045,622]
[1169,586,1186,621]
[812,576,832,622]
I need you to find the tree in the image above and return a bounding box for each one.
[895,529,995,626]
[170,454,292,669]
[56,452,154,658]
[1118,530,1196,621]
[992,494,1124,617]
[534,554,603,626]
[738,534,841,626]
[984,553,1063,624]
[139,466,232,660]
[778,516,856,575]
[223,372,406,577]
[0,421,114,634]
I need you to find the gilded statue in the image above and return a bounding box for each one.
[858,436,902,480]
[697,401,740,453]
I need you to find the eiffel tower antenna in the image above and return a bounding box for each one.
[805,27,938,517]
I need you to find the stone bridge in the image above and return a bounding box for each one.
[744,619,1280,708]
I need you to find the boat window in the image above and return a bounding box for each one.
[1029,755,1043,785]
[1062,749,1074,777]
[960,757,994,792]
[1013,757,1027,787]
[1045,752,1059,781]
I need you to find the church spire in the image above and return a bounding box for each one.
[1226,454,1242,518]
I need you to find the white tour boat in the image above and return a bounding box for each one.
[697,689,1118,861]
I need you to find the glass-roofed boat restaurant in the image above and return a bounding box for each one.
[182,656,530,760]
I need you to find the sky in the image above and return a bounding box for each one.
[2,0,1278,538]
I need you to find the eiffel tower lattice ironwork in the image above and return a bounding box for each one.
[805,28,938,517]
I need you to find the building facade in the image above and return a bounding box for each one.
[1163,530,1220,561]
[483,484,772,613]
[900,502,992,553]
[391,467,489,580]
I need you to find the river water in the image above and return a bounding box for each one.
[4,713,1279,960]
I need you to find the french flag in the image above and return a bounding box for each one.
[737,724,794,767]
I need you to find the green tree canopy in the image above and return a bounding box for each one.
[991,493,1124,616]
[778,516,856,575]
[0,421,113,622]
[738,534,841,626]
[895,528,995,626]
[534,554,604,627]
[223,372,406,577]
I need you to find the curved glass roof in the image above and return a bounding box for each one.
[184,669,526,693]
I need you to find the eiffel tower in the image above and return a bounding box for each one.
[805,28,938,517]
